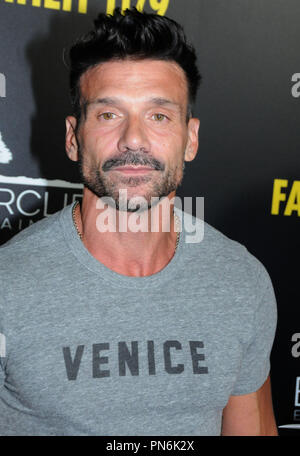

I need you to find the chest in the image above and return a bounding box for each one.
[4,284,253,421]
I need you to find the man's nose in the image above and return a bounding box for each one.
[117,115,150,152]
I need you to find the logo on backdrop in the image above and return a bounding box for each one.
[0,129,83,239]
[0,73,5,98]
[291,73,300,98]
[291,333,300,358]
[0,59,82,240]
[271,179,300,216]
[278,377,300,429]
[279,335,300,429]
[0,132,12,164]
[291,335,300,423]
[2,0,170,16]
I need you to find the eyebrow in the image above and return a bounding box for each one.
[83,96,182,113]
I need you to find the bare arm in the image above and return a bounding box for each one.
[221,375,278,436]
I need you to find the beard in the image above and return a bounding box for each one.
[78,145,185,213]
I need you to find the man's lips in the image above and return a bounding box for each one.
[112,166,155,174]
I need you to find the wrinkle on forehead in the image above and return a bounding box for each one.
[79,59,189,115]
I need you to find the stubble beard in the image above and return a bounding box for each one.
[77,146,185,213]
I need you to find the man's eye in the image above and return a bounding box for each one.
[100,112,116,120]
[152,113,167,121]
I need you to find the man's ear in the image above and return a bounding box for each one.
[184,118,200,162]
[65,116,79,162]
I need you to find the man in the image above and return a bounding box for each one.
[0,8,277,436]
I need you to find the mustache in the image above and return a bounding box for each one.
[102,150,165,172]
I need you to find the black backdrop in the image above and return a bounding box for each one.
[1,0,300,435]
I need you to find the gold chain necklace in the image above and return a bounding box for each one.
[72,201,181,252]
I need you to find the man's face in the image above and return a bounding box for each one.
[66,59,200,211]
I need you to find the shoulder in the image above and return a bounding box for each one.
[0,205,70,278]
[177,207,274,298]
[180,208,267,273]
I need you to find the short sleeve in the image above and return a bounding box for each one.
[231,263,278,395]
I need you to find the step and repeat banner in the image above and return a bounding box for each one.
[0,0,299,435]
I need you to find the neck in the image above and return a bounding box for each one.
[73,189,180,277]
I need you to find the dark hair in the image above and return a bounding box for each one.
[68,8,201,124]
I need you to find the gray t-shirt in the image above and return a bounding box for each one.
[0,203,277,436]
